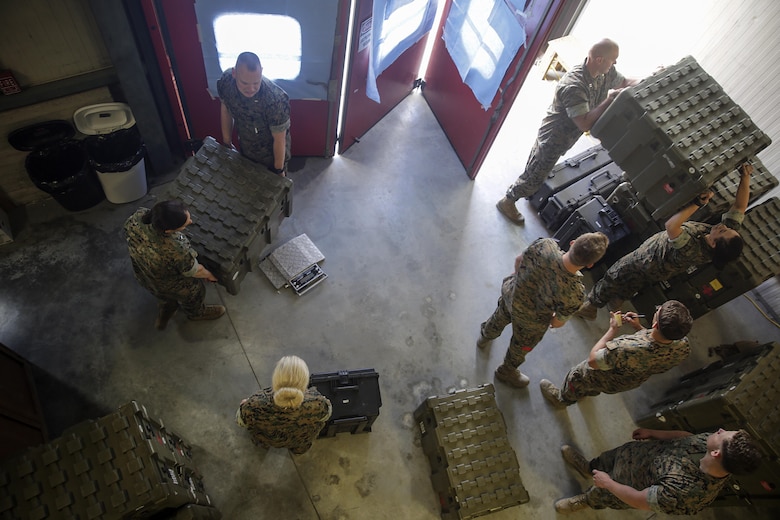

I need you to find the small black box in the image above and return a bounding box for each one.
[310,369,382,437]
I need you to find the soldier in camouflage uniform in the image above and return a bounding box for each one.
[477,233,609,388]
[540,300,692,408]
[555,428,762,514]
[497,39,638,224]
[237,356,332,455]
[218,51,291,175]
[577,163,752,319]
[124,200,225,330]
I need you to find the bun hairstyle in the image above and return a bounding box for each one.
[711,234,744,270]
[272,356,310,409]
[142,200,188,233]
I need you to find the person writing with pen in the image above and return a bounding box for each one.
[539,299,693,408]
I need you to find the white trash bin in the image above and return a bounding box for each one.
[73,102,147,204]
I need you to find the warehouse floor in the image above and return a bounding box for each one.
[1,91,779,520]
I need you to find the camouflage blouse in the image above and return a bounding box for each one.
[238,387,332,454]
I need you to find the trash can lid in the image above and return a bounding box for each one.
[73,102,136,135]
[8,120,76,151]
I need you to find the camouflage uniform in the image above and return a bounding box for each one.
[506,59,625,201]
[217,70,291,170]
[557,328,690,403]
[124,208,206,317]
[589,211,743,307]
[481,238,585,368]
[584,433,730,514]
[237,387,332,455]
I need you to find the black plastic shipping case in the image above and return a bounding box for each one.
[528,144,613,211]
[310,369,382,437]
[168,137,293,295]
[540,162,624,230]
[553,195,630,250]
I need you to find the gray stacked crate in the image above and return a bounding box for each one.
[592,55,772,221]
[636,342,780,506]
[168,136,293,295]
[414,384,529,519]
[690,156,779,223]
[0,401,221,520]
[632,197,780,320]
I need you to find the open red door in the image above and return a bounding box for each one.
[338,0,436,154]
[423,0,565,178]
[143,0,350,157]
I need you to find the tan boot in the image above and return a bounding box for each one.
[561,445,591,479]
[477,332,492,349]
[495,364,530,388]
[188,305,226,321]
[554,494,590,514]
[540,379,569,409]
[574,301,598,321]
[496,196,525,224]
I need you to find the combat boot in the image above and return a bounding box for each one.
[155,303,178,331]
[188,305,226,321]
[554,494,590,514]
[561,445,591,479]
[540,379,569,409]
[496,196,525,224]
[575,301,598,321]
[495,364,530,388]
[476,332,492,349]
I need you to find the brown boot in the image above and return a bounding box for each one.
[561,445,591,479]
[496,196,525,224]
[540,379,569,409]
[155,304,178,331]
[477,332,492,349]
[554,494,590,514]
[495,364,530,388]
[574,301,598,321]
[188,305,226,321]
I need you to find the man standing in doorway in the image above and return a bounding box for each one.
[217,51,291,176]
[497,39,638,224]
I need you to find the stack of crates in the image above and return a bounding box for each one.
[636,342,780,507]
[414,384,529,519]
[632,197,780,319]
[591,55,772,221]
[0,401,220,519]
[168,136,293,295]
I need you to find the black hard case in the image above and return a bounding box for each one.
[310,369,382,437]
[540,162,624,230]
[528,145,613,211]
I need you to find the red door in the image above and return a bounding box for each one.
[423,0,565,178]
[338,0,434,154]
[142,0,350,157]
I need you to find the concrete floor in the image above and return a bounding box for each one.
[1,92,779,520]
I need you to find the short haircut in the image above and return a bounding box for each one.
[272,355,309,409]
[656,300,693,340]
[142,200,188,233]
[590,39,619,59]
[236,51,262,71]
[568,232,609,267]
[721,430,762,475]
[711,234,744,270]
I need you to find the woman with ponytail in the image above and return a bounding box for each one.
[237,356,331,454]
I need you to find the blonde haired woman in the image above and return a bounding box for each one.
[237,356,331,454]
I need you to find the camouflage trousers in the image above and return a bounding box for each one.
[480,282,550,368]
[583,445,640,510]
[505,130,582,201]
[588,257,653,308]
[136,276,206,318]
[559,362,608,403]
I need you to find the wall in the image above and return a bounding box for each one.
[0,0,112,207]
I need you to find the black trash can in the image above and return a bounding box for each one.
[9,120,105,212]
